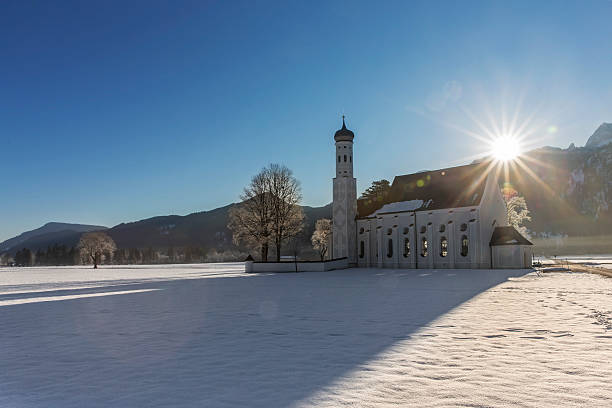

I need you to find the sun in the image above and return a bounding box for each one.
[490,135,521,162]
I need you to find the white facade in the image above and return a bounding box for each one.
[332,119,357,265]
[492,245,533,269]
[355,173,508,269]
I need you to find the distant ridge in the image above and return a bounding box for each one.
[585,122,612,148]
[0,222,107,253]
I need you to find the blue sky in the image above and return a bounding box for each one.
[1,0,611,241]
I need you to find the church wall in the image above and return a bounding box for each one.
[478,172,510,268]
[398,213,416,268]
[360,207,482,269]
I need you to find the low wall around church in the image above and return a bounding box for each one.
[245,257,348,273]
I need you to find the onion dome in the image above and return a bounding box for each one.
[334,116,354,142]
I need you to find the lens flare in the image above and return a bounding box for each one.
[490,135,521,162]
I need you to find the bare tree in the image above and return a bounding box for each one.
[268,164,304,261]
[505,195,532,238]
[228,164,304,262]
[311,218,331,261]
[228,169,273,261]
[78,232,117,269]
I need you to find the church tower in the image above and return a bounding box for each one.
[332,116,357,265]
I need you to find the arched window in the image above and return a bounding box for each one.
[344,155,347,162]
[387,228,392,235]
[439,224,446,233]
[359,227,364,234]
[460,223,468,232]
[359,241,365,258]
[403,238,410,257]
[420,226,426,234]
[461,235,469,257]
[387,239,393,258]
[403,227,409,235]
[440,237,448,257]
[338,155,341,162]
[421,237,428,257]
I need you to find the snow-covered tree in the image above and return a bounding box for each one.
[311,218,331,261]
[505,195,531,238]
[78,232,117,269]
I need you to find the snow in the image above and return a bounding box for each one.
[368,199,423,216]
[563,255,612,270]
[0,264,611,407]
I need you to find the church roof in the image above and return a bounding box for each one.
[334,117,354,142]
[357,162,489,218]
[489,226,533,246]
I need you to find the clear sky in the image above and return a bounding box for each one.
[1,0,611,241]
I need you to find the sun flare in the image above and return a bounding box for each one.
[490,135,521,162]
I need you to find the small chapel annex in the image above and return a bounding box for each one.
[331,118,533,269]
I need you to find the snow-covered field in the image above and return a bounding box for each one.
[0,264,610,407]
[564,255,612,270]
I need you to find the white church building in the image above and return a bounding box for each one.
[331,118,533,269]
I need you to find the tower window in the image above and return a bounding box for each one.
[403,238,410,257]
[350,156,352,162]
[338,155,341,162]
[344,155,347,162]
[359,241,365,258]
[387,239,393,258]
[461,235,469,257]
[440,237,448,257]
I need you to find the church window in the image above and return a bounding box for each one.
[421,237,428,257]
[439,224,446,233]
[461,235,469,257]
[420,226,426,234]
[359,241,365,258]
[440,237,448,257]
[344,155,347,162]
[403,238,410,257]
[460,223,467,231]
[387,239,393,258]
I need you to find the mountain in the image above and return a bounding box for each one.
[0,222,107,254]
[499,123,612,238]
[585,122,612,149]
[106,203,332,254]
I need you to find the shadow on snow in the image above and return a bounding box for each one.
[0,267,528,407]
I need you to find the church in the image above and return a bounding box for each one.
[331,118,533,269]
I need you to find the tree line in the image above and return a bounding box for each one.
[3,240,214,267]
